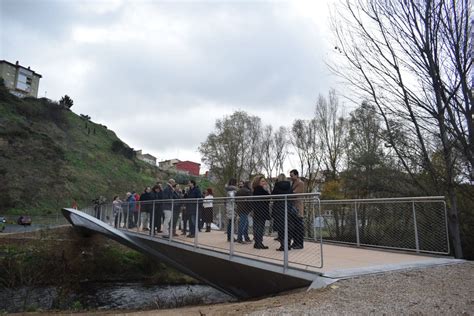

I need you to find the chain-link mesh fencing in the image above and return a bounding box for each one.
[77,195,448,271]
[79,192,323,270]
[318,197,449,254]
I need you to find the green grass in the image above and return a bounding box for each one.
[0,85,163,215]
[0,83,213,215]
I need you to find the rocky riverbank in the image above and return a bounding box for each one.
[0,226,233,313]
[79,261,471,316]
[3,227,472,315]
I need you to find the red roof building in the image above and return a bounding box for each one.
[175,160,201,176]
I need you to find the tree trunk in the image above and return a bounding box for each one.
[447,188,463,258]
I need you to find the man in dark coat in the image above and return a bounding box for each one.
[139,187,153,231]
[186,179,201,238]
[151,184,163,232]
[271,173,293,251]
[251,175,271,249]
[236,180,252,243]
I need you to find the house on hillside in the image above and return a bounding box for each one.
[136,150,157,166]
[175,160,200,176]
[159,159,201,176]
[0,60,42,98]
[159,159,181,170]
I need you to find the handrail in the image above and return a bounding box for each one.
[319,196,445,203]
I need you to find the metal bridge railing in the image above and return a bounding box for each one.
[318,196,449,254]
[80,192,323,271]
[78,195,449,273]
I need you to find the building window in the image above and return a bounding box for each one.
[16,69,33,92]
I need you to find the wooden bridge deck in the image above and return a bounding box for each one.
[131,228,453,278]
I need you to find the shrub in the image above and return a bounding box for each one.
[111,140,136,159]
[59,95,73,109]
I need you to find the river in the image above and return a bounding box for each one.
[0,282,235,313]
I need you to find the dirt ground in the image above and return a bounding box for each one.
[53,261,473,315]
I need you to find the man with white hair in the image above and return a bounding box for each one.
[161,179,176,237]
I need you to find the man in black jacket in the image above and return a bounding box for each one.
[186,179,201,238]
[151,184,163,232]
[139,187,153,231]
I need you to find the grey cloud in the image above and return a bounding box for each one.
[74,4,327,113]
[1,0,122,39]
[2,0,334,162]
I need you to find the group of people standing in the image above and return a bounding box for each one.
[110,168,305,251]
[111,179,215,238]
[225,169,305,250]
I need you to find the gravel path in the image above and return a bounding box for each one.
[124,262,473,315]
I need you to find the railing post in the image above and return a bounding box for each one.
[230,198,235,258]
[312,197,317,241]
[283,195,289,271]
[443,200,450,255]
[137,201,141,232]
[170,200,174,241]
[219,207,222,230]
[354,202,360,247]
[318,196,323,268]
[106,204,110,224]
[151,201,155,236]
[125,202,133,231]
[194,200,199,247]
[412,201,420,253]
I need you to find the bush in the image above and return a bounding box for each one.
[59,95,73,109]
[111,140,136,159]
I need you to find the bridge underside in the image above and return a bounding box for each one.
[62,208,316,299]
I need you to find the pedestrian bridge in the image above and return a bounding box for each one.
[62,195,459,299]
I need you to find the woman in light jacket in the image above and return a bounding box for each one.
[225,178,238,241]
[112,195,123,228]
[202,188,214,232]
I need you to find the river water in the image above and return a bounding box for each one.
[0,283,235,313]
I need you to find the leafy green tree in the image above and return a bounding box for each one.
[343,102,391,197]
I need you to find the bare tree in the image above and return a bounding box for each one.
[261,125,275,184]
[291,119,324,192]
[199,111,262,189]
[259,125,281,186]
[274,126,289,176]
[330,0,472,258]
[261,125,289,187]
[315,89,347,180]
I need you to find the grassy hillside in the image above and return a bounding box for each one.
[0,84,163,215]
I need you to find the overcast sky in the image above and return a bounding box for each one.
[1,0,339,169]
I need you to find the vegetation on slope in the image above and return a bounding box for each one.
[0,227,195,288]
[0,83,161,215]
